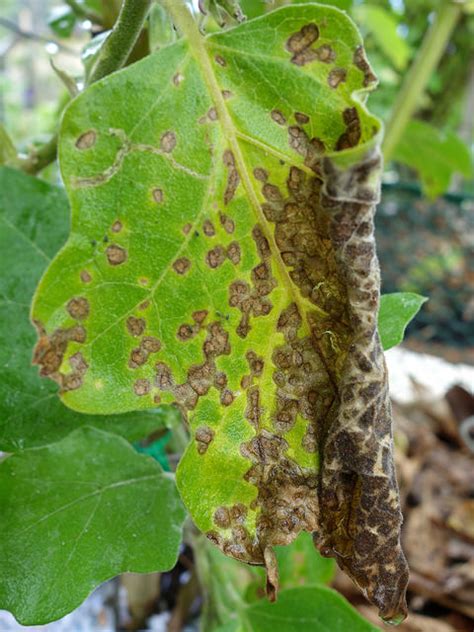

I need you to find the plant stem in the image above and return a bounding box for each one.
[382,2,462,162]
[88,0,152,85]
[18,133,59,175]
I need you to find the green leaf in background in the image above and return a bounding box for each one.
[32,4,408,620]
[0,166,178,451]
[0,426,186,625]
[0,126,18,167]
[48,6,77,39]
[275,531,335,589]
[378,292,428,351]
[393,120,472,198]
[354,6,411,71]
[241,586,380,631]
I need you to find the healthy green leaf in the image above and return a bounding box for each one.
[241,586,380,631]
[0,426,186,625]
[0,166,178,451]
[48,6,77,38]
[378,292,427,351]
[354,6,411,71]
[32,4,408,620]
[275,531,335,588]
[0,126,18,167]
[393,120,472,198]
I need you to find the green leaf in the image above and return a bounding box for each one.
[0,166,178,451]
[354,6,411,71]
[275,531,335,589]
[393,120,473,198]
[0,426,186,625]
[378,292,427,351]
[48,6,77,39]
[32,5,408,620]
[0,126,18,167]
[242,586,380,631]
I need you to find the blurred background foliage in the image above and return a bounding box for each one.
[1,0,473,353]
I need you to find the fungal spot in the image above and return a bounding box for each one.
[111,220,122,233]
[328,68,347,89]
[314,44,336,63]
[219,212,235,234]
[142,336,161,352]
[139,277,149,286]
[182,223,192,235]
[192,309,208,324]
[155,362,174,390]
[195,425,214,454]
[214,506,231,529]
[203,219,216,236]
[295,112,310,125]
[221,389,234,406]
[336,107,361,150]
[67,297,89,321]
[139,300,150,311]
[222,90,233,99]
[129,347,147,369]
[160,131,176,153]
[245,386,262,427]
[214,371,227,390]
[246,350,264,377]
[227,241,241,265]
[288,125,309,157]
[173,257,191,275]
[153,394,161,404]
[354,45,377,87]
[206,245,227,268]
[75,130,96,150]
[106,244,127,266]
[33,322,87,388]
[173,72,184,86]
[208,107,218,121]
[134,378,150,396]
[223,150,240,205]
[215,55,227,67]
[253,167,268,182]
[126,316,146,337]
[152,188,164,203]
[286,23,319,66]
[177,323,194,341]
[80,270,92,284]
[271,110,286,126]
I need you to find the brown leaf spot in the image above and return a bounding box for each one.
[203,219,216,236]
[222,90,233,99]
[288,125,309,156]
[75,130,96,150]
[152,188,164,203]
[111,220,122,233]
[177,324,194,341]
[182,222,192,235]
[80,270,92,283]
[314,44,336,63]
[67,297,89,320]
[271,110,286,126]
[354,45,377,87]
[214,506,231,529]
[286,24,319,66]
[206,245,226,268]
[220,389,234,406]
[253,167,268,182]
[106,244,127,266]
[192,309,208,324]
[173,257,191,275]
[173,72,184,86]
[215,55,227,67]
[134,378,150,396]
[219,212,235,234]
[126,316,146,337]
[155,362,174,390]
[208,107,218,121]
[129,347,147,369]
[328,68,347,89]
[195,425,214,454]
[295,112,310,125]
[142,336,161,352]
[160,131,176,153]
[227,241,241,265]
[138,300,150,311]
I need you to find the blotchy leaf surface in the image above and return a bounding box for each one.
[32,5,408,620]
[0,166,176,451]
[0,426,186,625]
[378,292,427,351]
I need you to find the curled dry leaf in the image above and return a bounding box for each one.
[31,4,408,621]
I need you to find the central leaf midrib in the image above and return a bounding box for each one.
[172,11,320,342]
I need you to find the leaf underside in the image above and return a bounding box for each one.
[32,5,409,621]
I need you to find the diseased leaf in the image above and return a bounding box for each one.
[392,120,473,198]
[0,166,178,451]
[32,5,408,621]
[378,292,427,351]
[0,426,186,625]
[241,586,380,631]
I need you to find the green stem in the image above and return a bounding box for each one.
[88,0,152,85]
[382,2,462,162]
[18,133,58,175]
